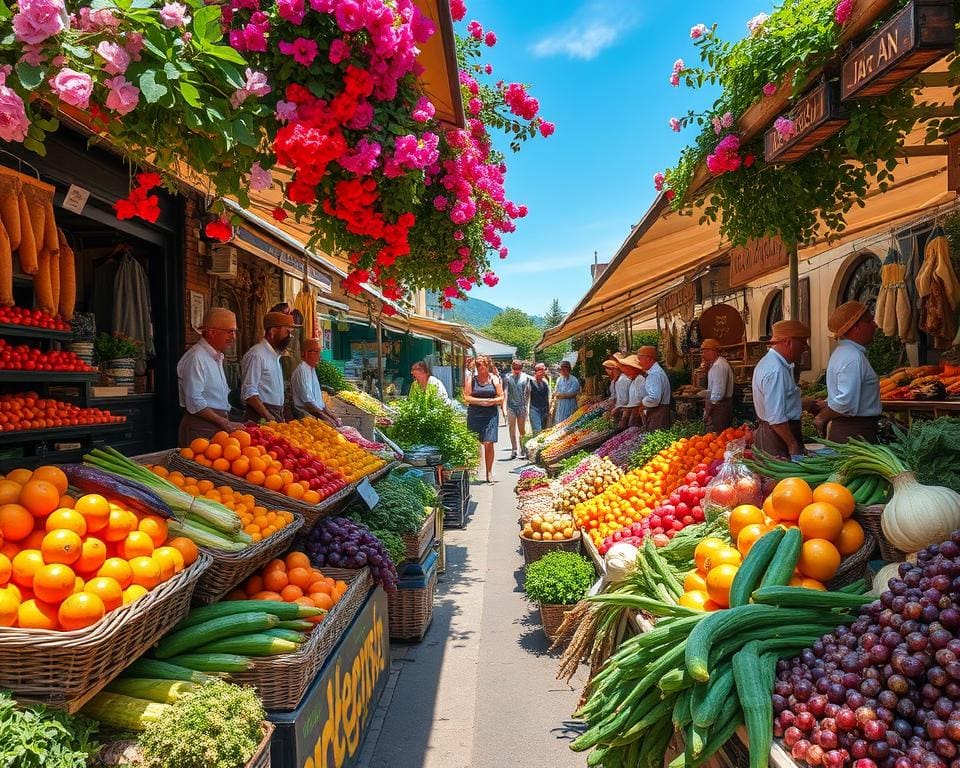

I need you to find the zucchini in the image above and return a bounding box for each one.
[119,658,214,684]
[692,666,735,728]
[81,692,169,731]
[154,612,280,658]
[751,585,875,609]
[164,653,254,673]
[733,641,774,768]
[175,600,323,629]
[758,527,802,588]
[262,628,309,644]
[199,634,300,656]
[728,528,783,607]
[105,678,197,703]
[277,619,316,631]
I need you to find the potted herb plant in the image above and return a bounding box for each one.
[523,550,596,640]
[94,332,142,393]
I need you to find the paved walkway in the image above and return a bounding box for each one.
[357,429,587,768]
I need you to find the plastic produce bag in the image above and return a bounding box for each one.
[702,439,762,515]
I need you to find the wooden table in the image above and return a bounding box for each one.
[882,400,960,427]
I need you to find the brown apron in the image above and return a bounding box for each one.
[825,416,878,444]
[244,403,284,423]
[755,420,803,458]
[643,404,672,432]
[705,398,733,433]
[178,409,229,448]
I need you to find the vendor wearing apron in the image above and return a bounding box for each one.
[814,301,881,443]
[241,311,298,423]
[698,338,735,433]
[751,320,810,458]
[637,346,672,431]
[291,338,341,427]
[614,354,645,429]
[176,307,244,447]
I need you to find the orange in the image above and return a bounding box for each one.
[0,588,18,626]
[41,529,83,565]
[797,538,841,582]
[287,567,313,590]
[11,549,43,588]
[310,592,334,611]
[251,590,283,601]
[223,442,242,462]
[246,470,265,486]
[265,474,284,492]
[84,576,123,611]
[285,483,305,500]
[704,546,742,572]
[74,494,110,533]
[307,580,331,596]
[800,578,827,591]
[58,592,105,630]
[230,457,250,477]
[280,584,303,602]
[138,516,168,548]
[18,598,60,629]
[19,480,60,518]
[21,528,45,550]
[33,563,76,603]
[694,537,727,574]
[30,466,68,495]
[45,509,87,536]
[705,563,739,608]
[6,469,31,485]
[770,478,814,522]
[683,570,707,593]
[151,548,177,581]
[98,558,134,589]
[264,558,287,573]
[285,551,311,571]
[118,531,155,560]
[74,538,107,575]
[212,458,230,472]
[813,482,856,519]
[0,553,9,586]
[728,504,765,539]
[204,443,223,461]
[763,494,779,522]
[58,495,75,509]
[167,537,199,567]
[0,503,33,542]
[737,523,770,556]
[122,584,148,605]
[678,590,710,611]
[103,508,136,542]
[0,480,22,505]
[189,437,210,454]
[836,519,866,556]
[153,546,185,576]
[798,502,844,542]
[128,556,161,590]
[233,430,252,449]
[263,569,288,593]
[225,589,247,601]
[245,575,265,596]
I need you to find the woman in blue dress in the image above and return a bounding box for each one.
[464,355,504,482]
[553,360,581,425]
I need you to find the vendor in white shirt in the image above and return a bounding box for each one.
[618,354,647,429]
[241,311,298,422]
[697,338,735,433]
[813,301,881,443]
[409,361,450,402]
[176,307,244,447]
[752,320,810,458]
[609,353,637,426]
[291,338,341,427]
[637,345,672,431]
[602,358,621,401]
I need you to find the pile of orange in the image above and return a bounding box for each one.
[227,550,349,619]
[574,427,746,547]
[263,420,386,484]
[0,465,199,630]
[149,467,295,543]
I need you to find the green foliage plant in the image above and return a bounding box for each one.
[482,307,543,360]
[0,691,99,768]
[94,332,142,362]
[524,550,596,606]
[314,359,350,392]
[385,386,479,467]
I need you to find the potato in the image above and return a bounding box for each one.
[532,531,542,541]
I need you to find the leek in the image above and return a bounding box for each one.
[167,519,247,552]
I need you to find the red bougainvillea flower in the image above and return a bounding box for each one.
[205,218,234,242]
[114,172,161,222]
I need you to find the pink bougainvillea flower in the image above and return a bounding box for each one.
[467,20,483,39]
[103,75,140,115]
[773,116,796,138]
[669,117,681,132]
[690,23,708,39]
[484,63,493,75]
[0,84,30,142]
[456,277,472,291]
[834,0,854,25]
[482,272,498,287]
[453,230,464,241]
[467,97,482,115]
[653,171,665,191]
[450,0,465,21]
[96,40,130,75]
[412,95,435,123]
[248,162,273,192]
[339,138,381,174]
[706,133,742,175]
[328,38,350,64]
[744,153,756,168]
[672,58,685,74]
[160,1,189,28]
[443,285,459,298]
[449,259,465,274]
[499,247,508,259]
[49,68,93,109]
[669,73,680,87]
[275,100,298,122]
[279,37,318,66]
[334,0,363,32]
[762,82,777,96]
[665,190,676,202]
[277,0,305,24]
[484,30,496,47]
[19,44,46,67]
[205,218,233,242]
[746,12,768,35]
[230,68,271,107]
[433,195,448,211]
[539,120,555,137]
[13,0,65,45]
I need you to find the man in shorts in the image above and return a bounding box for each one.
[503,359,531,459]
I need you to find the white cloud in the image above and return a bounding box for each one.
[530,2,641,60]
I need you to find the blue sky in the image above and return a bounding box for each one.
[453,0,765,319]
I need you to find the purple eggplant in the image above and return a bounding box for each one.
[62,465,175,519]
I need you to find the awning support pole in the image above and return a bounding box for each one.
[376,318,384,401]
[788,240,799,321]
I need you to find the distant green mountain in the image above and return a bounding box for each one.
[426,293,546,330]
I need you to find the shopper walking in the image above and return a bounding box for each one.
[698,338,735,433]
[241,311,298,422]
[291,339,341,427]
[409,361,450,403]
[503,360,532,459]
[752,320,810,458]
[464,356,504,483]
[553,360,581,425]
[637,346,672,431]
[528,363,551,435]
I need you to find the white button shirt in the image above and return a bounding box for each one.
[641,362,671,408]
[241,338,285,406]
[614,374,632,407]
[177,338,230,414]
[608,377,617,399]
[826,339,881,417]
[291,361,325,414]
[752,348,801,425]
[626,374,647,408]
[707,355,735,403]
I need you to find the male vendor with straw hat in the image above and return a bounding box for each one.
[751,320,810,458]
[637,345,672,431]
[601,357,621,402]
[241,311,299,422]
[611,353,644,428]
[813,300,881,443]
[698,338,735,432]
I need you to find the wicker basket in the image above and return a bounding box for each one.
[388,570,436,642]
[247,722,275,768]
[857,504,907,562]
[0,551,211,712]
[827,531,876,590]
[401,509,436,563]
[519,531,581,566]
[227,567,373,711]
[539,603,571,640]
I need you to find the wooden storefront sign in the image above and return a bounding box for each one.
[841,0,954,101]
[729,237,789,287]
[657,281,697,319]
[763,81,848,164]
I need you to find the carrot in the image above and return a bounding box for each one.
[57,228,75,320]
[0,222,12,306]
[34,249,55,314]
[15,192,38,275]
[0,175,21,251]
[42,198,59,256]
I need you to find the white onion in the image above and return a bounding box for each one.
[870,562,904,596]
[880,471,960,553]
[604,542,639,583]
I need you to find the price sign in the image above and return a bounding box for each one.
[357,478,379,509]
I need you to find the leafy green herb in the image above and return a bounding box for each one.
[889,418,960,494]
[0,690,99,768]
[385,387,478,467]
[628,422,705,470]
[373,529,406,565]
[557,451,590,473]
[350,473,428,535]
[524,551,595,605]
[314,359,350,392]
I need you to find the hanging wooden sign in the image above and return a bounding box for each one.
[841,0,954,101]
[763,81,848,164]
[729,237,789,287]
[657,281,697,318]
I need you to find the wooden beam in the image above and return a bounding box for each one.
[917,71,953,88]
[900,144,950,156]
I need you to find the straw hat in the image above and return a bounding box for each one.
[302,338,321,353]
[636,345,658,359]
[770,320,811,342]
[602,357,620,369]
[828,301,869,338]
[700,338,722,351]
[263,311,300,330]
[618,354,643,370]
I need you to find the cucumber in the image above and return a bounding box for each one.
[692,666,735,727]
[105,678,196,703]
[733,641,775,768]
[758,527,802,588]
[164,653,254,672]
[199,634,300,656]
[119,658,214,684]
[154,612,280,658]
[277,619,315,631]
[728,528,783,608]
[751,585,875,609]
[262,628,309,644]
[175,601,322,629]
